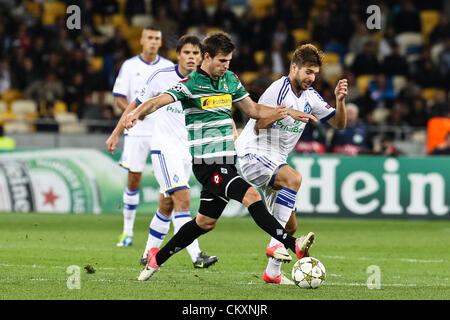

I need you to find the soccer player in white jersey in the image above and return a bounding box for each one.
[235,44,348,284]
[135,35,218,268]
[112,26,173,247]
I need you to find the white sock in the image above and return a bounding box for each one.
[143,209,171,258]
[172,211,201,262]
[123,187,139,236]
[266,187,296,278]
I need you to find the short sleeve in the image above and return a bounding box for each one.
[165,81,190,102]
[135,74,163,105]
[308,88,336,123]
[112,62,129,98]
[232,81,250,103]
[257,81,279,108]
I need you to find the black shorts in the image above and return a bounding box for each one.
[192,160,251,219]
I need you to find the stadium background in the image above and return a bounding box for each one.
[0,0,449,219]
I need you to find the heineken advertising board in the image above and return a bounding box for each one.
[0,149,448,219]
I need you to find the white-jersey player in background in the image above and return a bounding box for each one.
[112,26,173,247]
[108,35,219,268]
[235,44,347,284]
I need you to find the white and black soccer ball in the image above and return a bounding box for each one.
[291,257,326,289]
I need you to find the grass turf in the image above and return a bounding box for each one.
[0,212,449,300]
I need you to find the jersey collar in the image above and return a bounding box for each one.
[175,64,184,79]
[138,54,161,65]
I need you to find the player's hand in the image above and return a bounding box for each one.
[335,79,348,102]
[106,134,118,156]
[274,105,289,120]
[287,109,318,124]
[123,111,138,129]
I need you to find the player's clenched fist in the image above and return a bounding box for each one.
[334,79,348,101]
[123,111,139,129]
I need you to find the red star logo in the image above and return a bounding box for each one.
[42,188,60,208]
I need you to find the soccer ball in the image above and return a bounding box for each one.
[291,257,326,289]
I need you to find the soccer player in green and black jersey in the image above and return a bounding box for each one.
[107,32,317,281]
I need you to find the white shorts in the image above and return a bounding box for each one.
[151,150,191,196]
[119,133,152,172]
[238,153,291,213]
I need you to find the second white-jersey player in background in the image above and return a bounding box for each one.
[108,35,219,268]
[235,43,347,284]
[112,26,173,247]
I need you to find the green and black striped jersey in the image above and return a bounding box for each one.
[165,67,249,160]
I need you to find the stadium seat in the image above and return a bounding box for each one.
[122,26,143,41]
[322,52,340,65]
[93,14,103,26]
[111,14,128,28]
[393,76,407,94]
[412,130,427,143]
[3,121,31,134]
[116,0,127,14]
[11,99,37,114]
[240,72,259,85]
[0,101,6,112]
[321,63,343,86]
[42,1,66,25]
[420,10,440,44]
[89,56,104,72]
[97,25,115,39]
[0,111,17,125]
[131,14,154,28]
[54,101,68,114]
[292,29,310,46]
[1,89,22,109]
[396,32,423,56]
[55,112,78,124]
[254,50,266,65]
[25,0,41,16]
[344,52,355,67]
[59,123,87,134]
[372,108,390,124]
[356,74,375,95]
[421,88,446,102]
[168,48,177,62]
[251,0,274,18]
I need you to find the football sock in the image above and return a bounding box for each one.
[143,209,171,257]
[123,187,139,236]
[155,219,207,265]
[248,200,296,253]
[266,187,296,277]
[172,211,202,263]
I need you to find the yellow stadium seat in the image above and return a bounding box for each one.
[254,51,266,65]
[0,111,17,125]
[421,88,446,101]
[356,74,375,95]
[420,10,440,43]
[122,26,142,41]
[1,89,22,109]
[292,29,310,46]
[11,99,37,114]
[54,101,68,114]
[0,101,6,112]
[89,56,104,72]
[240,72,259,85]
[116,0,127,14]
[251,0,274,18]
[3,121,31,134]
[93,14,103,26]
[42,1,66,25]
[26,0,41,16]
[322,52,340,65]
[112,14,128,28]
[203,0,218,6]
[0,136,16,150]
[168,49,177,62]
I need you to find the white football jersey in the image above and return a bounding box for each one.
[235,76,336,163]
[136,65,191,160]
[112,54,174,136]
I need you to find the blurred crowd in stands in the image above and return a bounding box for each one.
[0,0,449,155]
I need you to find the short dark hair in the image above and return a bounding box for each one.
[201,31,235,58]
[143,26,161,32]
[176,34,202,53]
[291,43,323,68]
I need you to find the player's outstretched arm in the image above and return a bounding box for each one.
[327,79,347,130]
[106,99,139,155]
[287,109,319,124]
[254,105,290,131]
[123,93,174,129]
[234,96,287,121]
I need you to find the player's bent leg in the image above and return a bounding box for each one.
[140,194,174,265]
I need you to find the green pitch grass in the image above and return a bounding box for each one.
[0,212,449,300]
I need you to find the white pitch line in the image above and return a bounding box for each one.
[1,277,450,288]
[318,255,445,264]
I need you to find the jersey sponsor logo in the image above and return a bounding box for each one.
[200,94,232,109]
[211,172,223,186]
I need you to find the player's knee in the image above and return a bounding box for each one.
[242,187,262,207]
[285,171,302,191]
[171,189,190,211]
[195,214,216,232]
[128,172,142,190]
[158,196,173,215]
